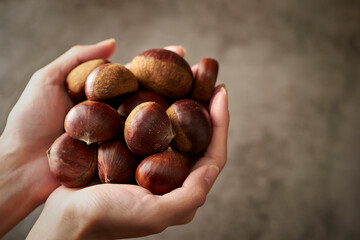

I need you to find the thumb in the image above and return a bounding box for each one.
[42,38,116,85]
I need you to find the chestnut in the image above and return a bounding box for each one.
[135,147,189,195]
[191,58,219,103]
[64,100,123,144]
[47,132,98,187]
[66,59,105,103]
[124,102,174,156]
[117,90,169,118]
[98,139,137,184]
[130,48,193,99]
[85,63,138,101]
[167,99,212,154]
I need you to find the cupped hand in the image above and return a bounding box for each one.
[25,43,229,240]
[28,81,229,239]
[0,39,116,202]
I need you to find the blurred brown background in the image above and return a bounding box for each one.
[1,0,360,239]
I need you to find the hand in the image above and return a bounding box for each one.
[0,39,116,237]
[0,39,229,239]
[26,47,229,239]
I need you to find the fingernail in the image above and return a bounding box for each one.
[204,165,220,188]
[220,84,227,95]
[96,38,115,46]
[220,84,229,109]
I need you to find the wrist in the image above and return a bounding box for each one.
[0,134,41,237]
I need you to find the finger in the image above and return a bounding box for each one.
[157,84,229,225]
[42,38,116,84]
[163,45,186,57]
[197,84,229,170]
[157,164,219,226]
[124,45,186,69]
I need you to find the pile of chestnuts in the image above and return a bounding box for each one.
[47,48,219,195]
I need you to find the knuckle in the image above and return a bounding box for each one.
[68,44,83,54]
[142,205,169,235]
[31,68,46,80]
[181,211,197,224]
[147,222,167,235]
[193,191,207,208]
[29,68,48,85]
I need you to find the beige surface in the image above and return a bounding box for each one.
[1,0,360,239]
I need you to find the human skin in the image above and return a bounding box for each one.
[0,39,229,239]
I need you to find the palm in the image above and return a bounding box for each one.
[59,183,153,210]
[5,74,73,196]
[53,183,160,238]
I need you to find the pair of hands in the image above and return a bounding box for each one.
[0,39,229,239]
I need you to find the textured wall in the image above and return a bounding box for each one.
[1,0,360,239]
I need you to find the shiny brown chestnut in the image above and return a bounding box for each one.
[130,48,193,99]
[47,132,98,187]
[98,139,137,184]
[85,63,138,101]
[167,99,212,154]
[117,90,168,118]
[64,101,123,144]
[135,147,189,195]
[191,58,219,103]
[124,102,174,156]
[66,59,106,103]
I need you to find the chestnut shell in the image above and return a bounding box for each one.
[190,58,219,103]
[85,63,138,101]
[124,102,174,156]
[66,59,105,103]
[117,90,169,118]
[98,139,137,184]
[64,101,123,144]
[47,132,98,187]
[135,148,189,195]
[130,48,193,99]
[167,99,212,154]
